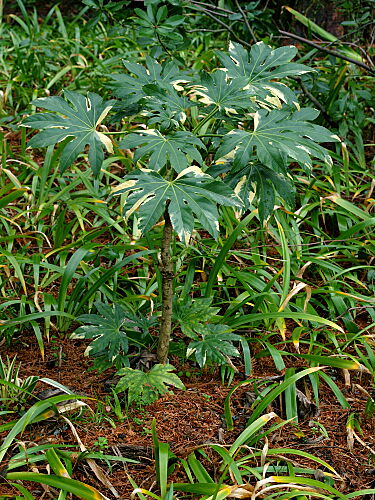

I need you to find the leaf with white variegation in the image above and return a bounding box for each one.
[23,91,114,175]
[217,41,313,106]
[142,85,193,130]
[216,108,339,173]
[120,130,205,173]
[113,167,242,243]
[71,301,155,371]
[192,70,256,113]
[109,56,184,104]
[227,162,295,220]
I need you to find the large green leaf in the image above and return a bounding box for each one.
[72,302,154,371]
[208,161,295,220]
[216,108,339,173]
[193,70,256,112]
[23,91,114,175]
[217,41,312,106]
[115,364,185,406]
[109,56,184,104]
[187,325,242,368]
[173,297,220,338]
[142,85,193,130]
[120,130,204,173]
[113,167,241,243]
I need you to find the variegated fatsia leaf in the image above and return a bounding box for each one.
[109,56,184,104]
[113,167,242,244]
[119,129,205,173]
[191,70,257,113]
[217,41,313,107]
[216,107,340,173]
[23,91,114,175]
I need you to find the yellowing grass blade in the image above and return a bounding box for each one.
[229,412,278,456]
[284,6,363,62]
[45,448,70,478]
[61,416,120,498]
[4,473,110,500]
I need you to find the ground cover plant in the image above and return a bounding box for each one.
[0,0,374,498]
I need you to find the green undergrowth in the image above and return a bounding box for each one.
[0,0,374,498]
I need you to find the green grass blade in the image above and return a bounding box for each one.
[319,372,350,409]
[347,490,375,498]
[261,475,347,499]
[284,368,298,422]
[224,380,252,431]
[284,6,363,61]
[0,395,87,462]
[247,367,323,425]
[297,354,365,370]
[205,211,257,297]
[187,452,214,483]
[5,473,109,500]
[276,217,291,307]
[72,250,155,317]
[229,412,277,455]
[45,448,70,478]
[229,312,344,333]
[57,243,98,328]
[9,483,37,499]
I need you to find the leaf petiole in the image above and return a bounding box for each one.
[192,106,219,134]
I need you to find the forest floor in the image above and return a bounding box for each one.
[1,331,375,498]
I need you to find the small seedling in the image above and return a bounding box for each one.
[94,436,108,450]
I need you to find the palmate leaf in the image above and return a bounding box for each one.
[216,107,339,173]
[192,70,256,113]
[228,162,295,220]
[72,302,152,371]
[134,4,185,44]
[113,167,241,243]
[142,84,193,130]
[115,364,185,406]
[23,91,114,175]
[109,56,184,104]
[173,297,220,339]
[120,129,204,172]
[187,325,242,368]
[217,41,312,106]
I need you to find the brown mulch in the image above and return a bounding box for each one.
[1,332,375,498]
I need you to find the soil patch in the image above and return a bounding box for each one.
[1,332,375,498]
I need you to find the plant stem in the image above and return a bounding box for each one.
[186,3,251,48]
[192,106,219,135]
[157,207,174,364]
[197,133,223,138]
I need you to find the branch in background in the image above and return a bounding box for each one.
[279,30,375,74]
[189,5,252,48]
[189,28,227,33]
[303,19,375,66]
[189,3,230,18]
[189,1,235,15]
[291,76,335,127]
[235,0,257,43]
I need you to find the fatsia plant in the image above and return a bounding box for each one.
[115,364,185,406]
[71,301,157,372]
[23,41,339,365]
[173,298,242,367]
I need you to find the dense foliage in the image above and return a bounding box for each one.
[0,0,374,498]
